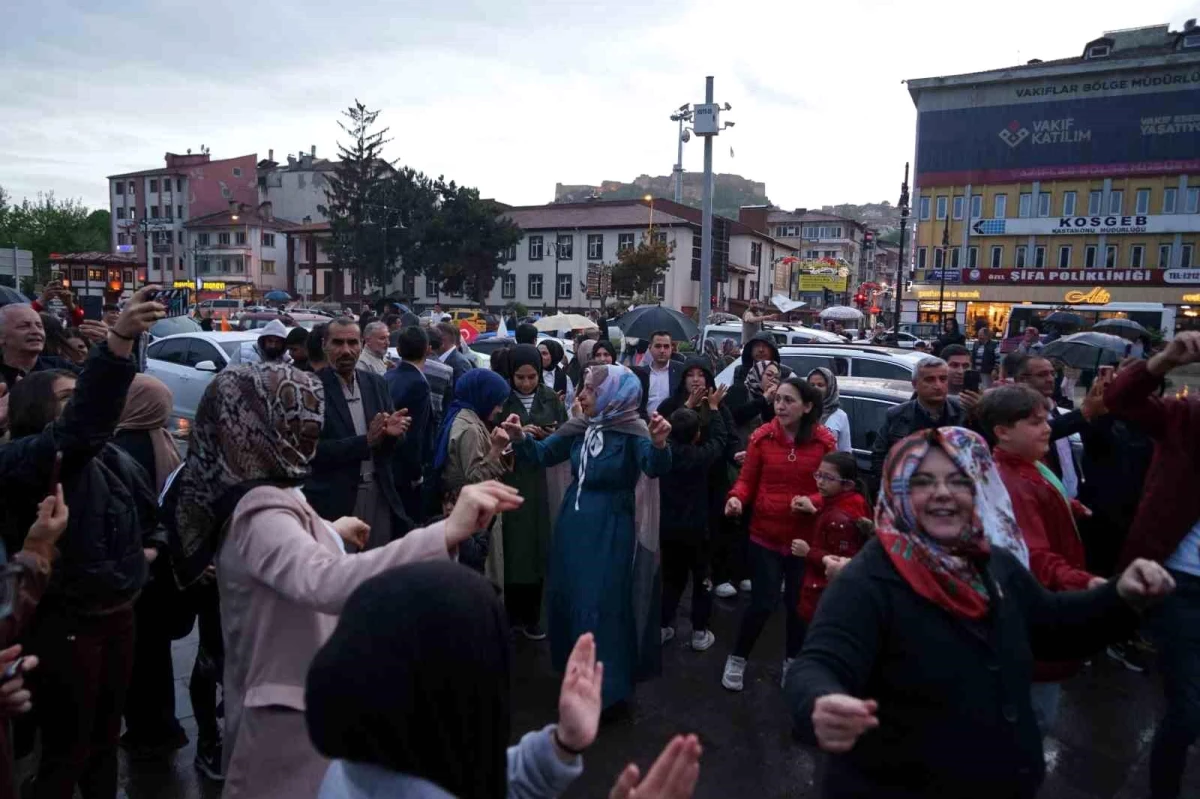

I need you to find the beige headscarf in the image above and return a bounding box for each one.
[116,374,183,493]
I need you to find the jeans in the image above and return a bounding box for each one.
[30,604,135,799]
[189,580,224,746]
[733,542,805,660]
[1029,682,1062,736]
[1149,569,1200,799]
[661,536,712,633]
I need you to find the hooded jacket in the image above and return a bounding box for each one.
[660,409,728,538]
[797,489,872,622]
[656,357,739,476]
[725,332,794,436]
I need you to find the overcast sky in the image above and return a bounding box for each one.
[1,0,1194,215]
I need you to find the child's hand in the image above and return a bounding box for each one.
[734,450,746,465]
[823,555,850,580]
[791,495,817,514]
[790,539,810,557]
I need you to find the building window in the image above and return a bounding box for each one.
[969,194,983,219]
[1088,191,1102,215]
[1018,193,1032,218]
[919,197,931,221]
[1086,43,1111,58]
[1085,245,1098,268]
[399,273,414,297]
[528,235,544,260]
[1135,189,1151,215]
[652,230,668,247]
[502,244,516,262]
[1058,245,1071,268]
[262,233,275,247]
[149,205,159,218]
[232,167,243,178]
[587,234,603,260]
[1034,246,1046,268]
[556,274,572,300]
[1105,245,1117,268]
[750,242,763,267]
[1037,192,1051,217]
[1187,188,1200,214]
[151,257,161,271]
[1183,245,1195,269]
[990,246,1003,268]
[933,248,945,270]
[177,231,183,244]
[556,234,573,261]
[176,178,182,193]
[197,233,210,246]
[149,179,158,192]
[952,196,964,220]
[935,196,948,220]
[1130,245,1145,269]
[164,206,173,220]
[88,268,103,280]
[426,277,438,297]
[1062,192,1076,216]
[261,260,276,275]
[501,273,516,298]
[235,231,247,245]
[1109,191,1123,215]
[949,248,961,269]
[128,181,136,195]
[618,233,635,252]
[993,194,1007,219]
[71,267,85,281]
[116,207,125,220]
[178,257,184,270]
[218,232,230,245]
[528,274,543,299]
[652,278,665,300]
[916,248,927,270]
[1158,244,1173,268]
[115,182,125,195]
[1015,246,1027,268]
[1164,188,1178,214]
[117,232,128,245]
[749,280,759,298]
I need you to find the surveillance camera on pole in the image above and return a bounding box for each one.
[692,76,731,333]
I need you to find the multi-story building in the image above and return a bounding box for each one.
[108,151,259,296]
[753,209,868,308]
[184,202,293,297]
[906,22,1200,338]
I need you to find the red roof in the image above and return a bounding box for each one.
[49,251,145,266]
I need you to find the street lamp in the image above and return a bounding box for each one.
[669,104,694,203]
[643,194,654,231]
[892,163,911,338]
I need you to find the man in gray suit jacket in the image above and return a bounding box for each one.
[434,321,473,388]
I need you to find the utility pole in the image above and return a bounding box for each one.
[669,104,693,204]
[694,77,733,332]
[892,163,911,339]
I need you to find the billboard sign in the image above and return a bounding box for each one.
[796,273,848,292]
[970,214,1200,236]
[955,268,1200,286]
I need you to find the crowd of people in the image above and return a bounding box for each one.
[0,281,1198,799]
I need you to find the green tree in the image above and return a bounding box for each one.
[0,186,110,290]
[417,180,522,305]
[610,232,673,297]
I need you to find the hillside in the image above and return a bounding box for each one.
[818,201,904,233]
[555,173,769,222]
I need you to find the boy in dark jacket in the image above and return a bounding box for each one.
[660,392,728,652]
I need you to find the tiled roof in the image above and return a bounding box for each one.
[107,167,184,180]
[49,251,144,266]
[500,201,694,231]
[184,209,301,230]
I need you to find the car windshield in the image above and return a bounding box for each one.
[150,316,201,339]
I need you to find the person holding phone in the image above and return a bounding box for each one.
[499,345,568,639]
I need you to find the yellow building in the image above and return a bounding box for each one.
[906,22,1200,339]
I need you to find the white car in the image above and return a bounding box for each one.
[145,331,263,424]
[701,321,844,352]
[715,344,928,387]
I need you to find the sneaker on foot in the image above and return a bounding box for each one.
[739,579,752,593]
[714,582,737,598]
[194,738,225,782]
[722,655,747,691]
[691,630,715,651]
[521,624,547,641]
[781,657,796,688]
[661,626,676,645]
[1106,642,1147,673]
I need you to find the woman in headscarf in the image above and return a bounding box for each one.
[806,367,851,453]
[591,339,618,366]
[569,339,598,389]
[786,426,1174,799]
[499,345,569,639]
[502,364,673,709]
[307,562,601,799]
[172,362,521,799]
[539,339,569,396]
[724,332,793,446]
[435,367,513,495]
[111,374,181,493]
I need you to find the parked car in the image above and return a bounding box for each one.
[449,308,488,333]
[873,330,928,349]
[149,315,202,341]
[700,321,844,353]
[715,344,928,387]
[833,378,914,485]
[191,298,246,320]
[235,311,329,332]
[145,332,262,425]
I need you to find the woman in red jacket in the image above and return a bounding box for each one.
[795,452,873,625]
[721,377,835,692]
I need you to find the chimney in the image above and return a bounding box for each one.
[268,148,274,162]
[311,145,316,158]
[737,206,770,234]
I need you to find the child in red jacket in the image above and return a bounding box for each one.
[794,452,873,625]
[721,377,835,692]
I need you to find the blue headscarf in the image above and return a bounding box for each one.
[432,369,511,471]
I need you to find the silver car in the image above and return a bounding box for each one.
[145,331,263,426]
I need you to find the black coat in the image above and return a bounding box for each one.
[656,356,739,496]
[386,361,432,485]
[660,410,728,538]
[869,398,965,486]
[305,368,410,537]
[633,360,685,417]
[787,539,1135,799]
[724,332,794,440]
[442,348,473,387]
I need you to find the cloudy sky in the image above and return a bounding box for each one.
[1,0,1193,214]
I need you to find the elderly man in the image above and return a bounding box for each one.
[0,304,81,389]
[870,356,965,482]
[1017,325,1044,355]
[255,319,290,363]
[357,320,392,376]
[304,317,411,549]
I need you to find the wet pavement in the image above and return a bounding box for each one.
[104,588,1198,798]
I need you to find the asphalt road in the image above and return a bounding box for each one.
[98,586,1199,799]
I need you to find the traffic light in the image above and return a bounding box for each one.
[822,287,834,306]
[854,292,867,307]
[864,230,876,249]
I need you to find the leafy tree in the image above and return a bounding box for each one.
[610,232,673,297]
[417,180,522,304]
[0,186,110,291]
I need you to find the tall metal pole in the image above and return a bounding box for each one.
[553,234,561,312]
[674,116,685,203]
[698,76,715,333]
[892,163,910,338]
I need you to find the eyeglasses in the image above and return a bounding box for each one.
[908,474,975,495]
[813,472,848,483]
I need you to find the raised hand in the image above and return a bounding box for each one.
[607,734,702,799]
[707,384,728,410]
[556,633,603,756]
[444,481,523,549]
[489,425,511,456]
[649,413,671,449]
[812,694,880,753]
[501,413,526,442]
[25,484,68,557]
[684,386,706,410]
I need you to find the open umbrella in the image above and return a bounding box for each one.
[615,305,699,342]
[1092,317,1148,338]
[264,290,291,303]
[1042,331,1130,370]
[534,313,597,333]
[1043,310,1085,328]
[0,286,30,306]
[818,305,864,322]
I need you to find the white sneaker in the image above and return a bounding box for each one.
[714,582,737,598]
[722,655,747,691]
[739,579,753,593]
[781,657,796,688]
[691,630,715,651]
[661,626,675,645]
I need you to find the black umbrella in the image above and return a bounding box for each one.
[1092,317,1148,338]
[1042,331,1131,369]
[615,304,699,342]
[1043,310,1086,328]
[0,286,30,306]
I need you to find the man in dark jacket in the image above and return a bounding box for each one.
[1013,354,1105,498]
[0,304,81,390]
[305,317,411,549]
[932,317,966,357]
[386,326,432,524]
[634,331,685,415]
[1105,331,1200,799]
[971,327,999,387]
[434,321,473,387]
[870,357,964,486]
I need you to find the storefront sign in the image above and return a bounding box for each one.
[1182,293,1200,303]
[915,289,981,300]
[961,268,1200,286]
[172,280,227,291]
[796,274,848,292]
[1063,287,1112,304]
[969,214,1200,236]
[925,270,961,283]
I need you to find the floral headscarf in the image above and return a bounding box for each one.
[744,360,779,399]
[806,367,841,424]
[574,339,598,373]
[875,426,1028,620]
[173,363,324,587]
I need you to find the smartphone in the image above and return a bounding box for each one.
[47,451,62,497]
[963,370,982,394]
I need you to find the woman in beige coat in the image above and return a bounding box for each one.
[172,363,521,799]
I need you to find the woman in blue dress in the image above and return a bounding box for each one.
[503,364,672,708]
